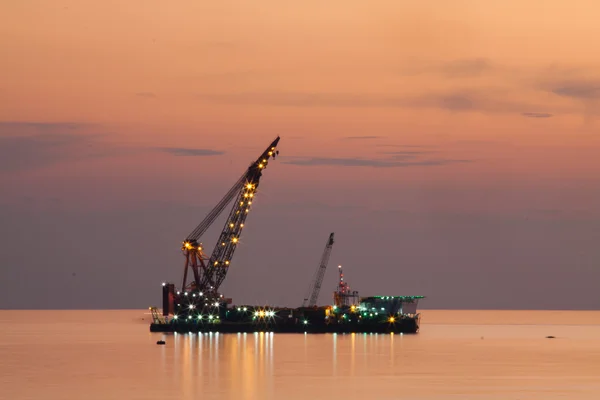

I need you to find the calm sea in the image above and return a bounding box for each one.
[1,310,599,400]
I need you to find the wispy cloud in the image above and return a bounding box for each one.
[380,150,435,160]
[550,81,600,100]
[439,58,493,78]
[198,90,547,115]
[399,58,495,78]
[199,92,402,107]
[0,132,105,172]
[542,77,600,120]
[375,144,434,149]
[135,92,156,98]
[158,147,225,157]
[0,121,110,172]
[342,136,383,140]
[283,156,471,168]
[0,121,93,133]
[522,112,553,118]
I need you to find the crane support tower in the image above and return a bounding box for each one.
[333,265,359,307]
[302,232,335,307]
[178,136,280,300]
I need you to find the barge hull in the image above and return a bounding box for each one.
[150,319,419,334]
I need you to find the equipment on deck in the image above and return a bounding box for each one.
[333,264,359,307]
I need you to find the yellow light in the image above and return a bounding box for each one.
[271,147,275,150]
[248,201,252,205]
[350,305,356,312]
[388,317,395,323]
[244,193,248,198]
[225,261,229,265]
[214,261,218,265]
[240,223,244,227]
[249,193,254,197]
[268,151,273,156]
[229,223,234,228]
[240,201,244,205]
[258,164,263,168]
[246,183,253,189]
[232,238,238,243]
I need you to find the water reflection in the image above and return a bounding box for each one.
[162,332,279,399]
[332,333,337,374]
[3,310,600,400]
[155,325,600,400]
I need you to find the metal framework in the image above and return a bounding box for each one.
[180,137,280,296]
[333,264,359,307]
[302,233,335,307]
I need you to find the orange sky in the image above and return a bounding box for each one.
[1,1,599,309]
[2,0,599,206]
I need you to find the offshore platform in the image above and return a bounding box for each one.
[150,137,424,334]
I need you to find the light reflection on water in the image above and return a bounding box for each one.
[0,310,599,400]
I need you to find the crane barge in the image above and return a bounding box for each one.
[150,136,425,334]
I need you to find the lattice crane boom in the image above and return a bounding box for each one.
[180,136,280,295]
[186,172,248,242]
[303,232,335,307]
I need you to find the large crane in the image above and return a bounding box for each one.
[302,232,335,307]
[180,137,280,298]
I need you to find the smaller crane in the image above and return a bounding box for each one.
[302,233,335,307]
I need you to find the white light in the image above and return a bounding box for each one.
[177,291,180,295]
[199,292,203,296]
[209,315,213,319]
[184,292,188,296]
[303,320,308,324]
[189,305,194,309]
[214,302,219,307]
[174,315,178,320]
[243,307,247,311]
[162,282,166,286]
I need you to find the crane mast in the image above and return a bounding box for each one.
[303,233,335,307]
[180,137,280,297]
[333,264,359,307]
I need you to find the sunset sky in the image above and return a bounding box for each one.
[1,1,599,309]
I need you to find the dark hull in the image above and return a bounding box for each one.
[150,318,419,334]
